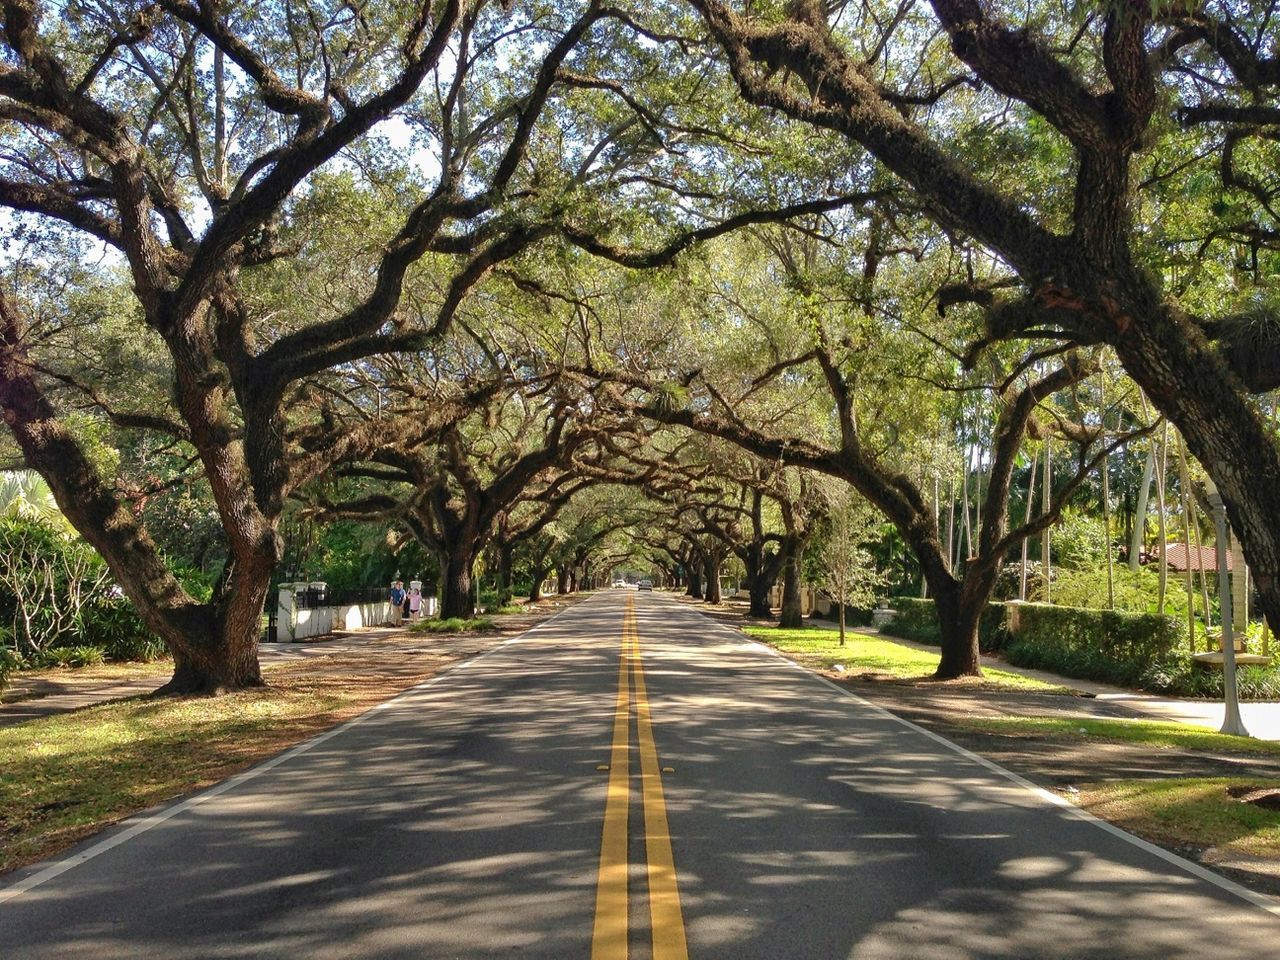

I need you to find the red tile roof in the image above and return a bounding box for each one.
[1157,543,1230,572]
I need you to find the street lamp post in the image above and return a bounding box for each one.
[1204,474,1250,738]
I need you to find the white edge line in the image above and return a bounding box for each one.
[0,597,586,906]
[668,598,1280,921]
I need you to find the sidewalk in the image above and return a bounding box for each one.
[805,615,1280,741]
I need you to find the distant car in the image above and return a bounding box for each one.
[612,579,625,588]
[637,579,653,591]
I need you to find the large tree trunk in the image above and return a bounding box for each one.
[703,553,722,603]
[557,567,571,595]
[930,574,984,679]
[529,564,549,604]
[496,544,514,603]
[1,301,276,694]
[685,565,703,599]
[779,542,804,628]
[438,547,475,619]
[1110,291,1280,640]
[161,592,267,694]
[748,576,774,618]
[740,541,772,617]
[745,544,783,618]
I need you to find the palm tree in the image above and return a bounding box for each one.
[0,470,71,530]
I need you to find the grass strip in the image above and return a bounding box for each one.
[745,626,1070,693]
[959,715,1280,756]
[0,653,446,876]
[1074,778,1280,858]
[410,616,496,634]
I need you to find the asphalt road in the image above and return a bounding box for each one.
[3,590,1279,959]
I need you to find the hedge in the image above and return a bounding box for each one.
[874,597,1280,696]
[815,602,873,628]
[1001,602,1182,687]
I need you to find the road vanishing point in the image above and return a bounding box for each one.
[3,591,1280,959]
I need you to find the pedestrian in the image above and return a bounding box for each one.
[408,581,422,620]
[389,580,405,626]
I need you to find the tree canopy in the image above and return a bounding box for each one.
[4,0,1280,691]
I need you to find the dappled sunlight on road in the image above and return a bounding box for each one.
[3,591,1278,959]
[629,593,1280,960]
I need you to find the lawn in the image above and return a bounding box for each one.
[958,715,1280,757]
[0,653,446,876]
[1075,778,1280,858]
[744,626,1070,692]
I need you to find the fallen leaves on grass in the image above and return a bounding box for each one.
[0,653,449,876]
[1073,778,1280,859]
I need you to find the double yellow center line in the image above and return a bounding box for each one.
[591,594,689,960]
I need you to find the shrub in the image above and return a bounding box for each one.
[0,517,111,656]
[992,561,1051,602]
[816,602,873,627]
[1052,508,1111,570]
[866,595,1280,698]
[479,588,509,609]
[885,598,1008,651]
[1006,605,1280,699]
[0,643,21,691]
[38,645,107,668]
[1052,566,1197,622]
[411,616,496,634]
[79,596,167,662]
[1137,658,1280,700]
[888,597,940,643]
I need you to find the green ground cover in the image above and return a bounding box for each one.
[958,715,1280,756]
[744,626,1071,693]
[410,616,496,634]
[1077,779,1280,858]
[0,655,442,876]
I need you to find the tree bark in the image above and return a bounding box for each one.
[779,537,805,628]
[748,576,774,618]
[703,552,722,603]
[529,564,549,604]
[1129,441,1156,571]
[438,547,475,620]
[1109,294,1280,640]
[160,578,268,694]
[743,538,785,617]
[685,562,703,598]
[1177,436,1198,650]
[929,567,988,679]
[1,295,276,694]
[496,543,514,603]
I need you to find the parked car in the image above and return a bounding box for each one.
[637,579,653,591]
